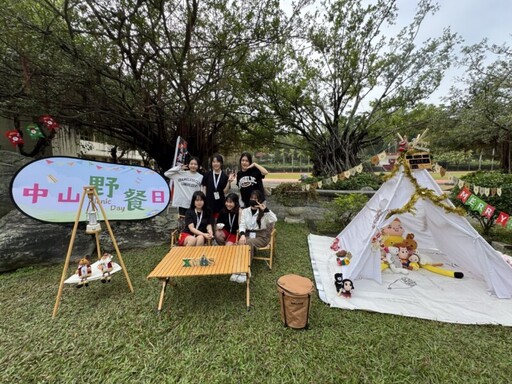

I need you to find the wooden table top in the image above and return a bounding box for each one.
[147,245,251,279]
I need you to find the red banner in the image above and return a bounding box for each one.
[457,187,471,203]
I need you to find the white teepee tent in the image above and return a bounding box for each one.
[335,168,512,299]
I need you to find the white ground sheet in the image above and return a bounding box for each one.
[309,234,512,326]
[64,261,122,284]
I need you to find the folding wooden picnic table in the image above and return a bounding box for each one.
[147,245,251,313]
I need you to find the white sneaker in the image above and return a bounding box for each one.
[230,273,239,282]
[236,273,247,284]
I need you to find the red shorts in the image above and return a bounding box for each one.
[222,229,237,244]
[178,232,193,246]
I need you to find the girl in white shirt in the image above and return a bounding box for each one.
[238,190,277,250]
[164,156,203,217]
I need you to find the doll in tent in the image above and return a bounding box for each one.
[98,252,114,283]
[76,257,92,288]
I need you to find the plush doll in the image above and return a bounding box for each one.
[334,273,344,293]
[402,233,418,256]
[407,254,420,271]
[339,279,354,298]
[381,218,405,248]
[384,246,409,275]
[76,257,92,288]
[98,252,114,283]
[396,245,411,268]
[414,252,464,278]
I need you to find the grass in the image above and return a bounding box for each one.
[2,222,512,383]
[266,172,305,180]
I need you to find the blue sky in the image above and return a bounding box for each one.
[395,0,512,102]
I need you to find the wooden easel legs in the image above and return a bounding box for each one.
[52,186,134,318]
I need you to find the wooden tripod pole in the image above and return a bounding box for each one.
[52,186,134,318]
[92,187,134,293]
[52,187,88,318]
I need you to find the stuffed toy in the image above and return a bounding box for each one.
[381,218,405,248]
[396,245,411,268]
[413,252,464,278]
[402,233,418,256]
[339,279,354,298]
[407,254,420,271]
[334,273,344,293]
[98,252,114,283]
[384,246,409,275]
[76,257,92,288]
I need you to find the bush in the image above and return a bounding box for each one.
[450,171,512,236]
[317,193,368,233]
[272,182,318,207]
[325,172,383,191]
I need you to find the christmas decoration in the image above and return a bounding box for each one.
[39,115,59,130]
[25,123,45,139]
[5,130,24,146]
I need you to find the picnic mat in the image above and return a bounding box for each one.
[308,234,512,326]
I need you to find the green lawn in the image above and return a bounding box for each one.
[1,222,511,383]
[266,172,305,180]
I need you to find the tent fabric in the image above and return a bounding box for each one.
[308,234,512,325]
[336,168,512,299]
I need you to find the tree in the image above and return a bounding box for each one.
[243,0,457,176]
[444,41,512,172]
[0,0,303,171]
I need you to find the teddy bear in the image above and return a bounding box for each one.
[402,233,418,256]
[334,273,344,293]
[76,257,92,288]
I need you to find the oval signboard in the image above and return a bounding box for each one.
[10,157,170,223]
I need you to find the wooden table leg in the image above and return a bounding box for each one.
[246,269,251,311]
[158,278,169,312]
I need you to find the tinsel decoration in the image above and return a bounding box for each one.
[384,151,466,218]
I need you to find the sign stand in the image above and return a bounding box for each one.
[52,186,134,318]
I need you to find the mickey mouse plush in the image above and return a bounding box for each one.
[334,273,344,293]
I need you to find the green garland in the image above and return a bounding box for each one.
[385,151,466,218]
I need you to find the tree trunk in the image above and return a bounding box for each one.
[500,139,511,174]
[310,134,360,177]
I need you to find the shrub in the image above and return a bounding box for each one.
[272,182,318,207]
[318,193,369,233]
[325,172,383,191]
[450,171,512,236]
